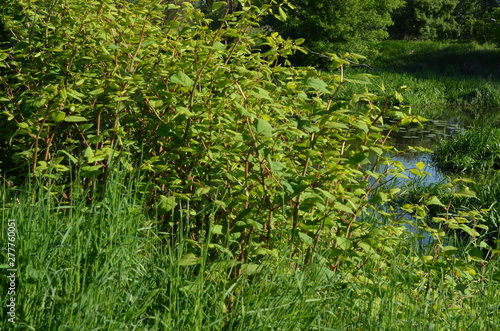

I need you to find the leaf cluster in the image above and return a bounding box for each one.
[0,0,493,274]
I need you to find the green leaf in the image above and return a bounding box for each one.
[64,116,87,122]
[170,71,194,87]
[409,168,423,177]
[255,118,273,137]
[426,196,444,206]
[335,236,351,250]
[212,41,226,51]
[212,224,223,235]
[354,121,369,133]
[468,247,484,261]
[178,253,200,266]
[84,147,94,159]
[298,232,313,245]
[442,245,458,256]
[66,89,85,101]
[307,77,331,94]
[334,202,353,214]
[453,187,476,198]
[250,87,272,100]
[211,1,226,12]
[51,111,66,123]
[277,7,288,21]
[107,43,121,50]
[157,195,176,213]
[59,150,78,164]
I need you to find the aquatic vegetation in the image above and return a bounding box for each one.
[433,128,500,173]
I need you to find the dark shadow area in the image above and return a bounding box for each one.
[374,41,500,81]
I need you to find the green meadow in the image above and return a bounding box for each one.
[2,173,500,330]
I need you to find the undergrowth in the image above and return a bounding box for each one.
[1,171,500,330]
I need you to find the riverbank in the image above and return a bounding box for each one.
[341,40,500,124]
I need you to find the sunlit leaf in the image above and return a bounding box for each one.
[170,71,194,87]
[64,116,87,122]
[307,77,331,94]
[255,118,273,137]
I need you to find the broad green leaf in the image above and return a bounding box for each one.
[453,187,476,198]
[59,150,78,164]
[468,247,484,261]
[307,77,331,94]
[89,88,104,96]
[178,253,200,266]
[250,87,271,100]
[442,245,458,256]
[426,196,444,206]
[211,1,226,11]
[64,116,87,122]
[255,118,273,137]
[298,232,313,245]
[277,7,287,21]
[84,147,94,159]
[59,88,67,101]
[409,168,423,177]
[334,202,353,214]
[51,111,66,123]
[212,41,226,51]
[457,224,480,237]
[67,89,85,101]
[170,71,194,87]
[354,121,369,133]
[415,161,425,170]
[212,225,223,235]
[157,195,176,213]
[335,236,351,250]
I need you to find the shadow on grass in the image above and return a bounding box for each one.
[374,40,500,80]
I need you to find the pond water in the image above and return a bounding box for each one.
[380,107,499,245]
[385,106,500,182]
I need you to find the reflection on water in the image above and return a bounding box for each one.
[387,118,462,151]
[380,113,466,245]
[377,107,499,245]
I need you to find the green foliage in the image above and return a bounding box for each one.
[390,0,500,41]
[0,0,426,264]
[1,2,499,328]
[261,0,404,65]
[391,0,461,39]
[345,40,500,119]
[2,173,500,330]
[434,128,500,172]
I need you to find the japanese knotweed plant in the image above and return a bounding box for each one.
[0,0,435,266]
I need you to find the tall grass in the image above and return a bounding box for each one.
[1,170,500,330]
[433,128,500,172]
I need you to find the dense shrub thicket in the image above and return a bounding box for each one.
[1,1,499,329]
[0,0,417,261]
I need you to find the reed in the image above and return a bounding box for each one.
[433,128,500,173]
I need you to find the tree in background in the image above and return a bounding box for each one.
[461,0,500,43]
[261,0,404,66]
[390,0,461,39]
[390,0,500,41]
